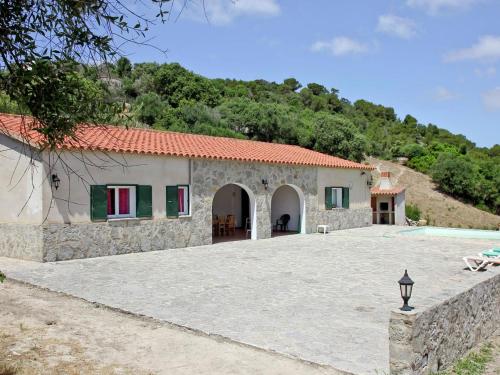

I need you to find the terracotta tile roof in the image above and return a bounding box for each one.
[0,113,374,170]
[370,186,405,196]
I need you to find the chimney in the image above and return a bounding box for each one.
[379,171,392,189]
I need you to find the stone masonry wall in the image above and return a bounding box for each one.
[41,217,201,262]
[0,223,44,261]
[191,159,318,240]
[0,159,372,261]
[389,273,500,374]
[315,207,372,231]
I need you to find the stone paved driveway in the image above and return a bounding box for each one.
[0,226,498,374]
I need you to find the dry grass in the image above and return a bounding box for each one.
[369,158,500,230]
[0,363,17,375]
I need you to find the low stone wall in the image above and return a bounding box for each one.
[315,207,372,231]
[41,217,208,262]
[389,273,500,374]
[0,223,44,261]
[0,208,374,262]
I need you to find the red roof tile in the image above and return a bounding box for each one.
[370,186,405,196]
[0,113,374,170]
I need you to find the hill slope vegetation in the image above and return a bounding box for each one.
[370,158,500,229]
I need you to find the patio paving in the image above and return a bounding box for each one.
[0,225,499,374]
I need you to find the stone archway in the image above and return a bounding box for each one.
[270,184,306,235]
[212,183,257,243]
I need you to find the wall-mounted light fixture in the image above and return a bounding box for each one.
[361,171,373,186]
[51,174,61,190]
[261,179,269,190]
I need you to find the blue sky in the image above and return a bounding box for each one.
[124,0,500,147]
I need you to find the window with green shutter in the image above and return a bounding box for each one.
[325,187,333,209]
[325,186,349,210]
[342,187,350,209]
[136,185,152,218]
[166,186,179,218]
[90,185,108,221]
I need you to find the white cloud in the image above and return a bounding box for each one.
[482,87,500,111]
[311,37,369,57]
[376,15,417,39]
[474,66,496,77]
[433,86,459,101]
[444,35,500,62]
[407,0,481,14]
[178,0,280,25]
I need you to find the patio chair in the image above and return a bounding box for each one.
[276,214,290,232]
[463,255,500,272]
[479,248,500,258]
[225,215,236,236]
[245,217,251,238]
[217,215,226,236]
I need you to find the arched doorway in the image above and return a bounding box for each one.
[271,184,306,236]
[212,183,257,243]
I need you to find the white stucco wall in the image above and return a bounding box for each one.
[317,168,371,210]
[42,150,190,223]
[0,134,44,224]
[271,185,300,231]
[212,184,244,227]
[395,191,406,225]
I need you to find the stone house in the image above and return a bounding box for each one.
[0,113,374,262]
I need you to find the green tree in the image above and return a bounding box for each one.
[431,153,479,199]
[116,57,132,78]
[154,63,221,108]
[313,113,366,162]
[400,143,426,159]
[307,83,328,96]
[6,60,111,145]
[282,78,302,92]
[0,0,170,148]
[133,93,166,126]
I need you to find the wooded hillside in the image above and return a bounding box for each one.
[1,59,498,215]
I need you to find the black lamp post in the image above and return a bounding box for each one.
[398,269,414,311]
[51,174,61,190]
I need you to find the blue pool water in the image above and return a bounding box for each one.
[399,227,500,240]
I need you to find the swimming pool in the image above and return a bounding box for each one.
[399,227,500,240]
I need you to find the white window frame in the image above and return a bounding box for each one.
[178,185,190,216]
[331,187,343,208]
[107,185,136,219]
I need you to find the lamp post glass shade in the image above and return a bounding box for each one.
[398,269,414,311]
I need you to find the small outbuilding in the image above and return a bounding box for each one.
[370,171,406,225]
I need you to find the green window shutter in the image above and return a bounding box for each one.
[166,186,179,218]
[136,185,153,218]
[90,185,107,221]
[325,187,333,210]
[342,187,350,209]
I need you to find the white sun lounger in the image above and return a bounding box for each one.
[463,256,500,272]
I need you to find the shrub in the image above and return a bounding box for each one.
[405,204,421,221]
[430,153,479,199]
[407,154,436,173]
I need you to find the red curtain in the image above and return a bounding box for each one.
[107,188,115,215]
[118,188,130,214]
[178,188,184,213]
